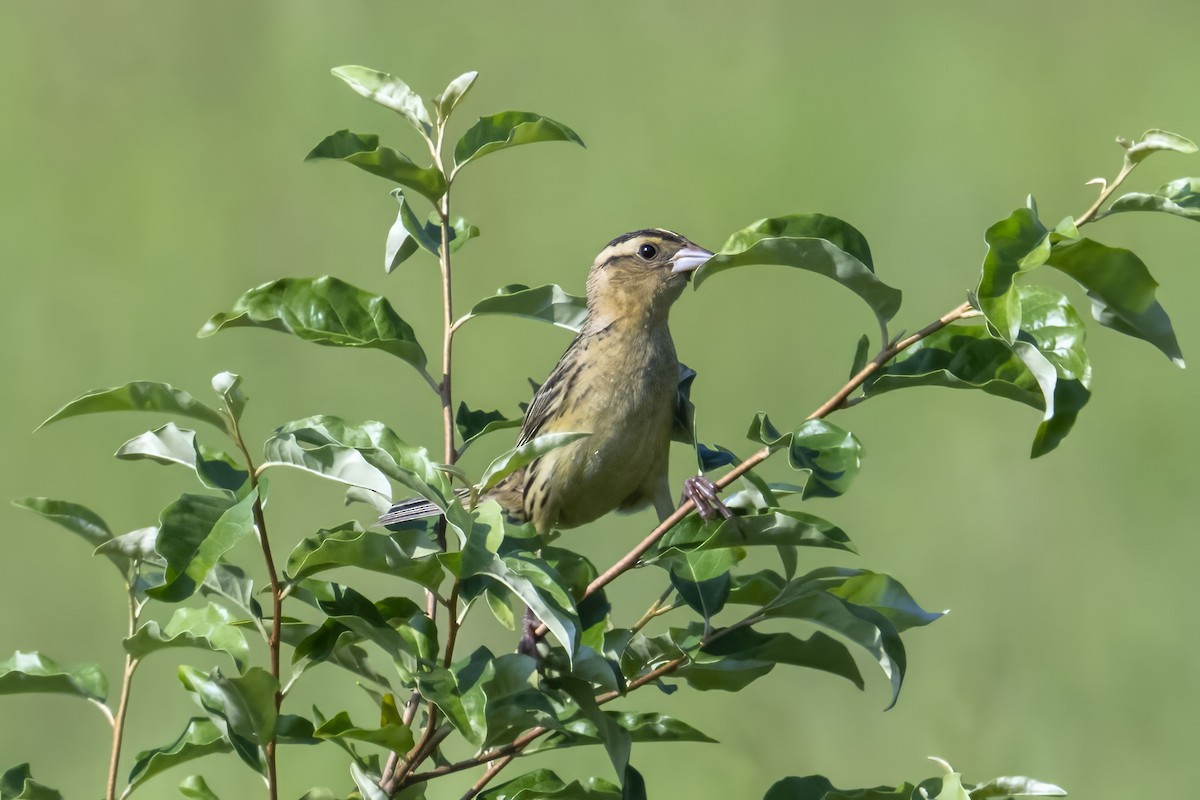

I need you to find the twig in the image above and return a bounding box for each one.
[460,755,517,800]
[1074,157,1137,227]
[104,588,140,800]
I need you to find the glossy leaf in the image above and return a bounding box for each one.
[178,775,221,800]
[211,371,247,422]
[454,111,584,169]
[532,711,715,754]
[0,651,107,702]
[678,627,865,693]
[1102,176,1200,222]
[350,763,389,800]
[665,548,736,621]
[124,603,250,671]
[694,214,901,328]
[11,497,128,572]
[661,508,854,554]
[0,765,62,800]
[37,381,228,435]
[125,718,230,796]
[261,433,392,499]
[306,129,445,202]
[281,621,391,689]
[1120,128,1198,164]
[787,419,863,498]
[384,191,428,271]
[457,402,521,450]
[1044,237,1184,366]
[331,66,432,135]
[285,521,443,590]
[116,423,247,494]
[457,284,589,333]
[177,666,278,772]
[763,775,917,800]
[200,277,429,376]
[480,769,621,800]
[148,490,257,602]
[434,70,478,121]
[200,563,263,629]
[969,776,1067,798]
[975,208,1050,341]
[826,570,944,633]
[477,431,591,493]
[313,711,415,753]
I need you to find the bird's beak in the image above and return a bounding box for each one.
[670,245,714,275]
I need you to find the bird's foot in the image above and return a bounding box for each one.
[681,475,733,523]
[517,606,543,659]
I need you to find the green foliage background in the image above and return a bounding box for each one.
[2,1,1197,797]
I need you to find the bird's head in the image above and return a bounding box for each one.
[585,229,713,323]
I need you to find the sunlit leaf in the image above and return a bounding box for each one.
[1101,176,1200,222]
[0,765,63,800]
[124,603,250,671]
[677,626,865,693]
[457,284,589,333]
[261,434,392,499]
[661,508,854,554]
[285,521,443,590]
[434,70,478,121]
[116,423,247,494]
[331,66,433,135]
[477,431,591,493]
[350,763,389,800]
[975,208,1050,342]
[454,111,584,170]
[125,719,230,796]
[665,548,736,621]
[0,651,107,702]
[694,214,902,329]
[313,710,415,753]
[1045,237,1183,366]
[457,402,521,451]
[969,775,1067,798]
[148,489,257,602]
[177,666,278,773]
[199,277,430,378]
[1120,128,1198,164]
[306,129,446,202]
[36,381,228,435]
[480,769,621,799]
[178,774,221,800]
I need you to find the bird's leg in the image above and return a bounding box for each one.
[680,475,733,522]
[517,606,543,658]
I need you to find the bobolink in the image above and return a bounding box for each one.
[380,228,726,534]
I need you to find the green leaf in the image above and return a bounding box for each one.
[125,719,230,796]
[849,333,870,378]
[969,776,1067,799]
[477,431,591,493]
[178,775,222,800]
[281,621,391,690]
[177,666,278,773]
[454,111,584,170]
[313,711,415,753]
[199,277,430,378]
[693,214,902,329]
[36,381,228,435]
[0,765,63,800]
[305,130,446,203]
[434,70,478,121]
[532,711,716,753]
[285,521,443,590]
[200,563,263,629]
[457,284,589,334]
[148,489,257,602]
[763,775,917,800]
[665,548,736,621]
[481,769,621,800]
[1044,237,1184,366]
[1011,286,1093,456]
[457,402,521,450]
[0,651,107,702]
[11,497,128,571]
[350,763,389,800]
[1102,176,1200,222]
[383,190,480,272]
[124,603,250,671]
[661,508,855,554]
[116,423,248,494]
[975,208,1050,342]
[826,571,943,633]
[261,434,393,498]
[787,419,863,498]
[331,66,432,135]
[1119,128,1198,164]
[677,627,865,693]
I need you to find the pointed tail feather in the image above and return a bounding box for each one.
[377,487,473,529]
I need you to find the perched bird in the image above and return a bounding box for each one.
[379,228,729,535]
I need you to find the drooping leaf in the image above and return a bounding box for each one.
[313,710,415,753]
[284,521,442,590]
[331,66,433,135]
[305,129,446,202]
[477,431,591,493]
[0,651,107,702]
[36,381,228,435]
[693,214,902,329]
[661,508,854,554]
[975,208,1050,342]
[125,718,230,796]
[434,70,479,121]
[177,666,278,773]
[454,111,584,170]
[124,603,250,671]
[0,765,63,800]
[350,763,389,800]
[457,284,589,333]
[1044,237,1183,366]
[116,423,248,494]
[676,626,865,693]
[11,497,129,572]
[146,490,257,602]
[281,621,391,690]
[1119,128,1198,164]
[199,277,430,378]
[1101,176,1200,222]
[786,420,863,498]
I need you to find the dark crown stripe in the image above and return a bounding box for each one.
[605,228,685,248]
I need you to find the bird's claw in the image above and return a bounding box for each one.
[518,606,544,659]
[681,475,733,523]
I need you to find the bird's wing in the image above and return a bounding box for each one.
[516,330,587,447]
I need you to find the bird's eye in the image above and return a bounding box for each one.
[637,243,658,260]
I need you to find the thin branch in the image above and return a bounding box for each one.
[460,755,516,800]
[104,589,141,800]
[1074,158,1137,227]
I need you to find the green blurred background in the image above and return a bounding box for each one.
[3,1,1198,797]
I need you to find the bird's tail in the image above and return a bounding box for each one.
[378,488,472,528]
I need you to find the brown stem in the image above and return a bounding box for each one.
[460,755,517,800]
[104,591,140,800]
[1074,159,1136,228]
